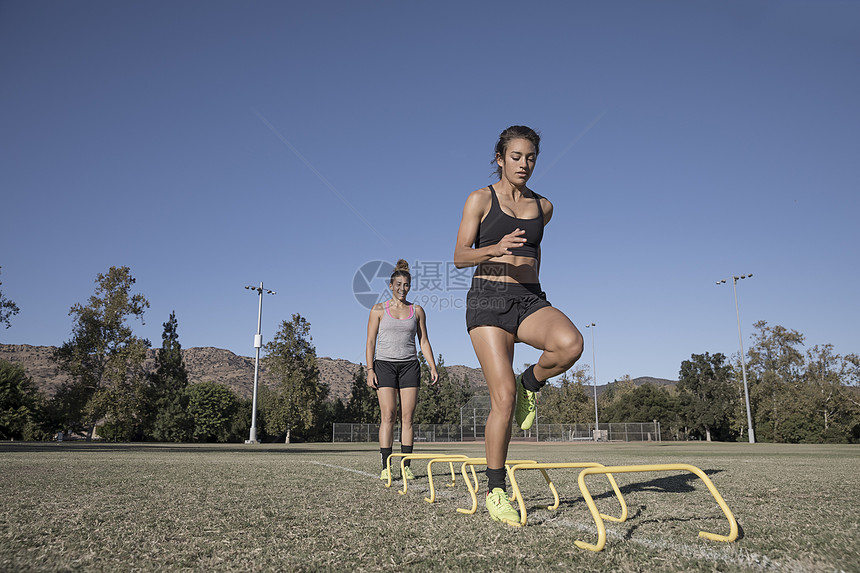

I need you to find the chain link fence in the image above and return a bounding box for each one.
[333,396,662,442]
[332,421,661,443]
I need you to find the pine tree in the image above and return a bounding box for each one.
[414,354,472,425]
[345,364,380,423]
[434,355,472,425]
[414,353,440,423]
[147,311,192,441]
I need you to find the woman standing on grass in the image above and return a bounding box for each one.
[453,125,583,525]
[366,259,438,481]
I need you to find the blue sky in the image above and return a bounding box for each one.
[2,1,858,384]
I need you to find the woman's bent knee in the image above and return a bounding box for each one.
[554,333,583,368]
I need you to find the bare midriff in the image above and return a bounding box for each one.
[474,256,539,284]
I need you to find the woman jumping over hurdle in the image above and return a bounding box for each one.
[366,259,438,481]
[453,126,584,524]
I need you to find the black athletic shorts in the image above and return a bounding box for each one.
[465,278,551,334]
[373,359,420,389]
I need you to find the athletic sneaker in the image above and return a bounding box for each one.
[380,468,390,481]
[515,374,537,430]
[403,466,416,480]
[485,488,520,525]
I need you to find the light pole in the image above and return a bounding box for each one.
[585,322,599,441]
[244,282,276,444]
[716,274,755,444]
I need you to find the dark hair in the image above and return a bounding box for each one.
[390,259,411,284]
[491,125,541,178]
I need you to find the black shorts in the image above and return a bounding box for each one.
[373,359,420,389]
[465,278,551,334]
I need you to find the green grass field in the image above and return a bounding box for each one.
[1,441,858,572]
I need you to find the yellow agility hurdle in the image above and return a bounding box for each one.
[455,458,541,525]
[575,463,739,552]
[395,454,469,495]
[507,462,628,527]
[424,455,475,503]
[383,453,467,491]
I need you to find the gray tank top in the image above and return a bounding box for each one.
[375,301,418,361]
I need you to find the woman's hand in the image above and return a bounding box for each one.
[489,228,527,257]
[429,368,439,385]
[367,369,378,389]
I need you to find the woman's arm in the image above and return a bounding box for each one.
[365,306,382,388]
[535,197,553,275]
[453,188,527,268]
[541,196,553,225]
[415,305,438,384]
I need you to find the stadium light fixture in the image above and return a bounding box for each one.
[245,282,276,444]
[584,322,599,441]
[717,274,755,444]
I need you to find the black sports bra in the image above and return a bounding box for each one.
[474,185,544,258]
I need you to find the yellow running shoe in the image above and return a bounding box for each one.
[403,466,416,480]
[380,468,390,481]
[515,374,536,430]
[485,488,520,525]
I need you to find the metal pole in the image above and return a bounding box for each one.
[732,276,755,444]
[586,323,599,441]
[717,274,755,443]
[245,282,275,445]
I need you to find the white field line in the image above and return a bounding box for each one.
[306,460,379,479]
[315,461,795,571]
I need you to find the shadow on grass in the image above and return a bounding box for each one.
[618,469,725,495]
[625,510,745,541]
[526,469,744,540]
[532,469,725,514]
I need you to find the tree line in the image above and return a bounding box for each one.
[0,266,475,442]
[537,323,860,443]
[1,266,858,443]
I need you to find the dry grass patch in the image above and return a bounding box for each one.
[1,441,857,572]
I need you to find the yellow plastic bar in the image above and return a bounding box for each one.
[455,458,537,523]
[507,462,628,527]
[575,463,739,552]
[397,454,468,495]
[384,453,466,491]
[383,453,398,488]
[424,455,472,503]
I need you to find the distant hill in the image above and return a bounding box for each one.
[629,376,677,390]
[0,344,487,404]
[0,343,673,402]
[591,376,677,397]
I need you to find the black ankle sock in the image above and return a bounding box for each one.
[486,467,507,493]
[380,447,392,469]
[401,444,413,467]
[521,364,545,392]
